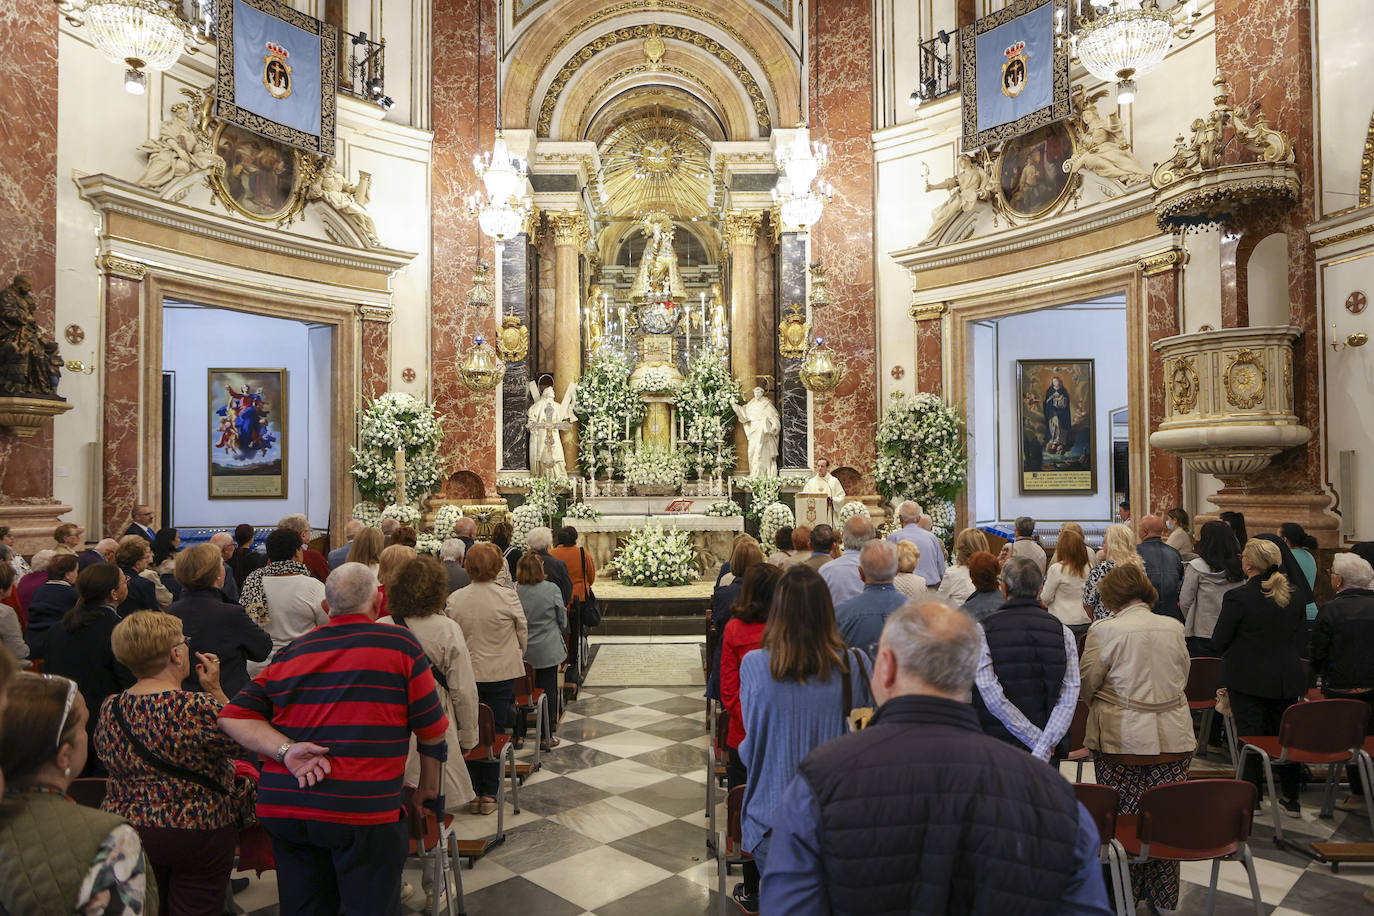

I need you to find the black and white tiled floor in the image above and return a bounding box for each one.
[234,646,1374,915]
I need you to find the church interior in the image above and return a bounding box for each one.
[2,0,1374,913]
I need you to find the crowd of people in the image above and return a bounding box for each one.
[1,502,1372,915]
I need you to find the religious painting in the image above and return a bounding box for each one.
[997,120,1076,219]
[209,122,305,222]
[1016,359,1096,494]
[208,369,287,499]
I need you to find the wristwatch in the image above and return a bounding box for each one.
[274,741,293,764]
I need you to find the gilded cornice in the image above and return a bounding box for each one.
[1312,221,1374,249]
[722,209,763,246]
[99,253,148,281]
[1137,248,1185,276]
[356,303,393,322]
[1361,110,1374,207]
[548,209,592,246]
[578,64,733,137]
[909,300,948,322]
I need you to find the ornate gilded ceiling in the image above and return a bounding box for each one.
[597,114,716,221]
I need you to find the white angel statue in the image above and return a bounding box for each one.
[527,381,577,479]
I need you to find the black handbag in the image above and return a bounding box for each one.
[573,548,602,627]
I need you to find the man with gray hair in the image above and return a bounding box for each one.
[77,536,119,571]
[1008,515,1048,574]
[379,517,400,545]
[328,519,366,570]
[526,526,573,605]
[762,600,1111,915]
[219,562,450,916]
[1311,551,1374,812]
[439,538,471,593]
[820,514,876,605]
[833,540,907,657]
[278,513,330,582]
[886,500,947,586]
[209,531,241,602]
[452,517,478,551]
[971,557,1079,760]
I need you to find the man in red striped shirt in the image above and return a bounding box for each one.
[219,562,448,916]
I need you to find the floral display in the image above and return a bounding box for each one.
[760,502,795,550]
[630,367,682,394]
[563,501,602,520]
[875,392,967,522]
[836,500,871,527]
[350,392,444,506]
[612,521,697,587]
[415,533,442,556]
[704,499,744,518]
[573,356,645,477]
[674,351,740,477]
[624,445,687,491]
[351,502,381,527]
[381,503,421,527]
[433,504,463,539]
[510,504,544,551]
[737,475,782,520]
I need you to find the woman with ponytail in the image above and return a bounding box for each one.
[1211,538,1308,816]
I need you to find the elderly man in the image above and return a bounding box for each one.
[77,537,119,571]
[329,519,365,570]
[439,538,471,593]
[804,524,835,572]
[763,601,1111,915]
[124,504,156,542]
[208,531,241,603]
[1310,552,1374,812]
[1008,516,1047,574]
[820,516,875,605]
[452,517,478,552]
[279,513,330,582]
[1135,514,1184,620]
[379,517,400,546]
[834,541,907,657]
[886,501,947,587]
[526,527,573,605]
[220,563,448,916]
[972,557,1079,760]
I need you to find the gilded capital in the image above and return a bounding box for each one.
[1137,249,1185,277]
[722,210,764,247]
[548,209,591,247]
[99,253,147,281]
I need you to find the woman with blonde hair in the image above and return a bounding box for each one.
[378,544,416,591]
[1041,528,1092,633]
[344,526,385,570]
[52,523,83,556]
[1211,537,1307,815]
[936,527,990,604]
[893,540,927,600]
[1082,523,1143,622]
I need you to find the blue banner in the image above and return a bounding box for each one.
[231,0,321,136]
[960,0,1069,150]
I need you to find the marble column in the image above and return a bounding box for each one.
[548,210,589,475]
[501,233,532,470]
[1143,254,1183,515]
[778,232,810,469]
[358,308,391,401]
[723,210,763,473]
[914,317,944,396]
[100,263,147,537]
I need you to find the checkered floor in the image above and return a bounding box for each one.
[233,647,1374,915]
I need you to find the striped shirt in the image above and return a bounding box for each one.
[220,613,448,825]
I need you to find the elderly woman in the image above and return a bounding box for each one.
[168,543,271,700]
[937,527,991,605]
[893,540,927,600]
[0,566,28,667]
[1083,523,1142,622]
[379,556,479,813]
[515,552,567,751]
[447,543,528,814]
[16,548,55,613]
[114,536,160,615]
[959,551,1004,622]
[95,611,244,916]
[549,525,595,683]
[0,672,158,913]
[53,522,84,556]
[1080,563,1194,913]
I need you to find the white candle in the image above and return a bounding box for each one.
[625,415,631,441]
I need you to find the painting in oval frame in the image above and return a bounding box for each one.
[997,119,1076,220]
[209,122,307,223]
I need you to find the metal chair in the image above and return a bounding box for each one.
[511,663,547,779]
[716,785,752,916]
[1073,783,1132,916]
[455,703,517,866]
[1186,657,1223,760]
[402,787,466,916]
[706,700,729,855]
[1114,779,1263,916]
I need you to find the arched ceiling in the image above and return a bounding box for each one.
[597,113,715,220]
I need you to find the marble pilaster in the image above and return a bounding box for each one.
[914,318,943,396]
[724,210,763,473]
[501,233,531,470]
[549,210,589,475]
[1144,261,1182,514]
[778,232,809,469]
[359,313,391,402]
[101,273,145,536]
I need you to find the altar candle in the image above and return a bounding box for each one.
[625,415,631,441]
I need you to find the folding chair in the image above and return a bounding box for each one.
[716,785,753,916]
[1186,657,1223,760]
[706,700,730,853]
[455,703,517,866]
[402,787,466,916]
[67,777,108,809]
[1073,783,1132,916]
[1114,779,1262,916]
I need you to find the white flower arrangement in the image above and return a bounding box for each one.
[415,533,442,556]
[836,501,871,527]
[564,501,602,520]
[760,502,795,550]
[674,352,741,477]
[704,499,743,518]
[510,504,544,551]
[738,475,783,520]
[612,521,697,587]
[351,503,381,527]
[350,392,444,506]
[573,356,645,477]
[876,392,967,528]
[523,477,561,517]
[381,503,422,526]
[433,504,463,540]
[624,445,687,490]
[630,367,682,394]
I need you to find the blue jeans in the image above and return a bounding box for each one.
[469,679,514,797]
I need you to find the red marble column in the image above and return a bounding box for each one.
[360,317,391,401]
[0,0,64,540]
[809,0,879,492]
[431,0,498,497]
[101,274,146,536]
[914,319,943,396]
[1145,266,1182,514]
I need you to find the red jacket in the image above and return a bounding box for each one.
[302,548,330,583]
[720,618,766,749]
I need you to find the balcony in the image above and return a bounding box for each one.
[913,31,959,104]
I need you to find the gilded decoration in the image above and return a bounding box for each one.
[722,209,763,247]
[777,305,810,359]
[99,254,148,282]
[208,121,313,225]
[1138,249,1184,276]
[921,154,995,245]
[1281,348,1292,408]
[536,24,771,136]
[1169,356,1198,415]
[548,210,591,247]
[1223,348,1266,410]
[356,304,393,322]
[580,67,733,140]
[995,120,1077,220]
[1360,111,1373,207]
[598,115,714,220]
[497,314,531,362]
[136,87,218,195]
[642,25,666,70]
[909,298,949,322]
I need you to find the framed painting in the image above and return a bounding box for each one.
[997,119,1076,219]
[209,369,287,499]
[209,122,307,222]
[1017,359,1096,494]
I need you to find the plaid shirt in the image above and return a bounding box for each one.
[237,560,310,626]
[974,623,1080,760]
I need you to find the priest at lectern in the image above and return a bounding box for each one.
[801,458,846,507]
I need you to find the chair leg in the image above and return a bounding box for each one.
[1205,857,1220,916]
[1239,844,1264,916]
[1320,761,1340,819]
[1359,751,1374,831]
[1258,753,1284,843]
[1224,713,1239,767]
[494,748,508,839]
[1199,708,1216,759]
[1107,839,1132,916]
[717,842,728,916]
[508,743,520,814]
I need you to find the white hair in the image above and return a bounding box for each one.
[898,501,922,525]
[209,532,233,548]
[440,538,466,562]
[324,562,379,615]
[527,527,553,551]
[841,515,875,552]
[1333,552,1374,588]
[880,600,980,695]
[344,519,365,539]
[859,540,898,582]
[278,514,311,537]
[93,538,119,555]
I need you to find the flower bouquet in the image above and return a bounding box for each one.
[564,502,602,521]
[738,475,783,520]
[630,366,682,395]
[433,504,463,539]
[381,503,422,527]
[624,445,687,495]
[836,501,871,527]
[760,502,795,550]
[350,392,444,506]
[612,521,697,587]
[704,499,743,518]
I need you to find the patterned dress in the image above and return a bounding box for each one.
[1083,560,1117,621]
[1091,754,1192,908]
[76,823,150,915]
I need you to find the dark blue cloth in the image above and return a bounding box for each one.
[705,580,744,700]
[1137,537,1184,620]
[117,565,159,616]
[263,816,407,916]
[24,581,77,655]
[327,544,351,570]
[169,587,271,699]
[220,563,240,604]
[833,583,908,658]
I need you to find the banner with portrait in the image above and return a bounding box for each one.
[1016,359,1096,495]
[959,0,1070,150]
[209,368,287,499]
[215,0,337,156]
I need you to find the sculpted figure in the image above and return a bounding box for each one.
[308,158,381,246]
[629,212,687,302]
[526,381,577,479]
[1064,99,1150,185]
[135,99,218,192]
[0,275,63,396]
[709,283,728,351]
[921,155,995,244]
[732,387,781,478]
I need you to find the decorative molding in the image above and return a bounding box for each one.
[1223,348,1267,410]
[1362,110,1374,207]
[721,209,763,247]
[99,253,148,281]
[356,304,393,322]
[1137,248,1185,276]
[909,299,949,322]
[1168,356,1198,415]
[1312,221,1374,249]
[548,209,591,246]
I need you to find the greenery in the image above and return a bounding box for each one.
[737,475,783,520]
[624,445,687,491]
[573,356,645,478]
[350,393,443,506]
[630,367,682,394]
[674,351,740,477]
[876,391,967,505]
[760,502,795,550]
[613,521,697,586]
[563,502,602,520]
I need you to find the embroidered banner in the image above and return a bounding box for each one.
[215,0,337,156]
[959,0,1069,150]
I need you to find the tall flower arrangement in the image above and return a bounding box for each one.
[350,393,443,506]
[674,351,740,477]
[875,392,967,541]
[738,475,783,521]
[573,355,645,477]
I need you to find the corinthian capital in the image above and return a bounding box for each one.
[722,209,764,247]
[548,209,591,247]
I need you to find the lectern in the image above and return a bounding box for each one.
[795,493,834,528]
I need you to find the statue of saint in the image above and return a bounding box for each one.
[708,282,728,351]
[921,155,995,245]
[732,387,781,478]
[526,381,577,479]
[1063,98,1150,185]
[306,158,380,246]
[0,275,63,397]
[629,211,687,302]
[587,284,606,352]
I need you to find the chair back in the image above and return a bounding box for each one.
[512,673,532,706]
[67,777,108,809]
[524,660,536,685]
[1067,700,1089,753]
[1185,657,1223,704]
[1073,782,1119,846]
[1138,779,1255,857]
[401,785,445,849]
[725,785,746,854]
[714,705,731,759]
[476,702,496,749]
[1278,698,1370,755]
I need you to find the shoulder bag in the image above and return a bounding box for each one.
[839,649,875,732]
[392,616,451,692]
[573,548,602,628]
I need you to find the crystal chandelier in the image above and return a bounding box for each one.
[457,335,506,392]
[468,133,532,242]
[1072,1,1194,104]
[773,125,834,231]
[799,337,844,393]
[58,0,198,94]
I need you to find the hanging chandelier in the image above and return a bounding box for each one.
[457,335,506,392]
[799,337,844,393]
[57,0,200,94]
[468,133,532,242]
[773,125,834,231]
[1072,1,1199,104]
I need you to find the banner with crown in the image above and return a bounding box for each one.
[959,0,1070,150]
[215,0,337,155]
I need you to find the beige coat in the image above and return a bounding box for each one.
[445,581,528,682]
[378,613,480,810]
[1080,602,1196,755]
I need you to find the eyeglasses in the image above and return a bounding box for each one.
[35,674,77,751]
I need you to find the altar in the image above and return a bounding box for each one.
[574,496,744,576]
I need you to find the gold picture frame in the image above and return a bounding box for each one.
[209,121,309,224]
[209,368,288,499]
[996,119,1078,220]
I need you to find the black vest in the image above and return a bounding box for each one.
[797,695,1082,916]
[972,598,1069,751]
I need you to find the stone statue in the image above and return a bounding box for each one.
[629,211,687,302]
[732,387,781,478]
[0,275,63,397]
[135,91,217,193]
[708,282,727,351]
[307,158,380,246]
[921,155,995,245]
[1064,95,1150,185]
[526,381,577,479]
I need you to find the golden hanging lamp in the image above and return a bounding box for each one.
[457,335,506,392]
[799,336,843,393]
[808,260,831,308]
[466,261,493,309]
